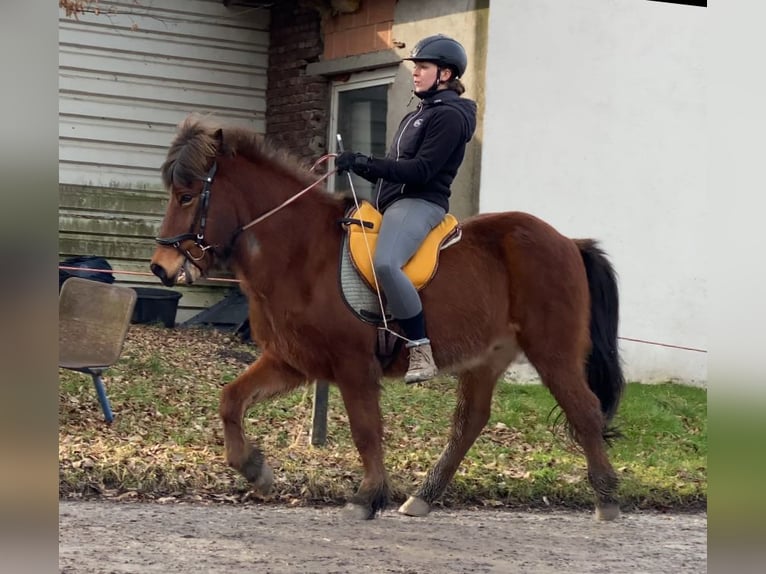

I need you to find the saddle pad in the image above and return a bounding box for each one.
[345,201,460,292]
[339,233,391,324]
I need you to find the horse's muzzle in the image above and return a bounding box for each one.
[150,262,176,287]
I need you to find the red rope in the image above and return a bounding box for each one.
[58,266,240,284]
[58,265,709,353]
[617,336,706,353]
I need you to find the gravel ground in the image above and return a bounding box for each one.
[59,501,706,573]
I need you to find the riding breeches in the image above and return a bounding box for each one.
[373,197,446,319]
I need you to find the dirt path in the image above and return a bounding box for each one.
[59,501,706,573]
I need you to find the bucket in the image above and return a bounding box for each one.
[130,287,182,328]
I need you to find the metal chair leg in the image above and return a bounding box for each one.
[91,371,114,424]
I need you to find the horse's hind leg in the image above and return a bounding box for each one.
[219,351,307,494]
[533,360,620,520]
[336,376,390,520]
[399,365,500,517]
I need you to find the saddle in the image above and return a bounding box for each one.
[340,201,461,293]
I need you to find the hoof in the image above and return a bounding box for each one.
[343,503,374,520]
[241,453,273,495]
[595,503,621,521]
[253,460,273,494]
[398,496,430,517]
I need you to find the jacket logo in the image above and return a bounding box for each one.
[413,118,424,128]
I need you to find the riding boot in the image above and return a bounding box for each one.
[404,339,438,384]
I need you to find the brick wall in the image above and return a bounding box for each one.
[267,1,329,165]
[322,0,395,60]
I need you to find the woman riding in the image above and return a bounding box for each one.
[336,34,477,384]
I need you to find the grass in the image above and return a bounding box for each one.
[59,324,707,511]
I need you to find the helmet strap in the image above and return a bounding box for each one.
[429,66,443,91]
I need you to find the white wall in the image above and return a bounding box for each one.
[482,0,706,383]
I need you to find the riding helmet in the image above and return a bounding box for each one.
[404,34,468,78]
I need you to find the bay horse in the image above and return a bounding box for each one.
[150,115,626,521]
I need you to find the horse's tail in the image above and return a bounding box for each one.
[575,239,626,427]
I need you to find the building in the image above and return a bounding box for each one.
[59,0,705,383]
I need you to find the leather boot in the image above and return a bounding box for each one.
[404,341,438,384]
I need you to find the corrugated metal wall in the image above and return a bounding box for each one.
[58,0,270,322]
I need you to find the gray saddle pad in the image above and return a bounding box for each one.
[338,234,391,324]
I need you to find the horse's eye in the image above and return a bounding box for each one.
[179,194,194,206]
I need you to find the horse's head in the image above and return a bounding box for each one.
[151,114,334,286]
[151,116,240,286]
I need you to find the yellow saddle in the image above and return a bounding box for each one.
[343,201,461,292]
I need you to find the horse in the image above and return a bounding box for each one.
[150,115,626,521]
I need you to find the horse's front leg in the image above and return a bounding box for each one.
[219,350,307,493]
[336,376,390,520]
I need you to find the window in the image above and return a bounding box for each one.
[328,69,396,200]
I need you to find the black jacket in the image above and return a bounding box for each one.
[361,90,477,213]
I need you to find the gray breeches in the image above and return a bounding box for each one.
[373,197,446,319]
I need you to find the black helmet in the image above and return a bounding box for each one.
[404,34,468,78]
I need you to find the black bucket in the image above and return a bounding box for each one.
[130,287,183,328]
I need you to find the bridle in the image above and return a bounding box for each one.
[155,162,219,264]
[155,157,336,266]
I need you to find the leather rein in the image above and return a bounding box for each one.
[155,159,337,263]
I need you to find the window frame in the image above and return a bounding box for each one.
[327,67,397,194]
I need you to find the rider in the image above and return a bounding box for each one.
[336,34,477,383]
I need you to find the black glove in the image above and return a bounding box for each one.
[335,151,371,176]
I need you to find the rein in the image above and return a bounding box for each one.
[155,156,337,261]
[239,159,336,233]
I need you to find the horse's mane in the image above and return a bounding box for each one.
[161,114,316,190]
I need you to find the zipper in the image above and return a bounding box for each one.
[376,106,423,210]
[375,179,383,210]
